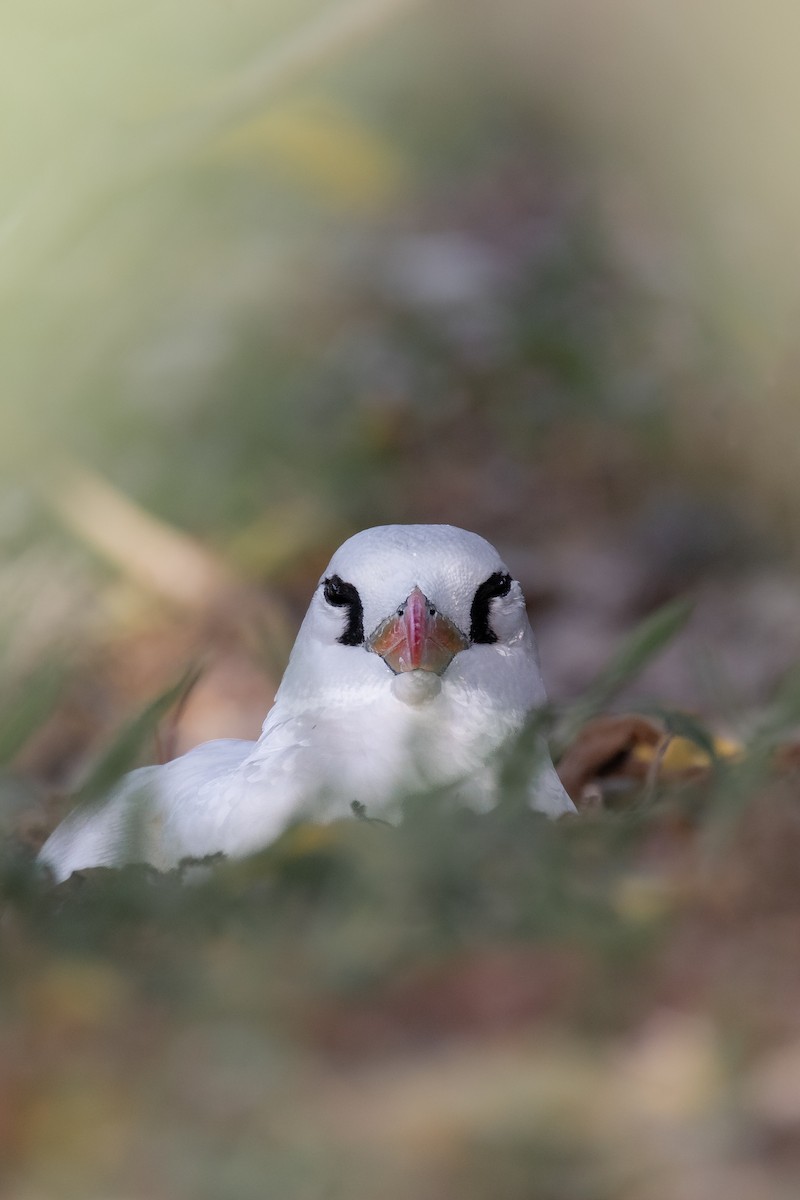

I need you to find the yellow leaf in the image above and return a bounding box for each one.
[214,96,407,210]
[612,874,677,923]
[631,734,742,773]
[27,959,130,1032]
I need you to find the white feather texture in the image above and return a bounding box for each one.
[39,525,576,881]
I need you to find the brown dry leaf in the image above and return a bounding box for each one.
[559,714,743,806]
[557,713,663,800]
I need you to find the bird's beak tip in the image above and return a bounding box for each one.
[368,587,468,676]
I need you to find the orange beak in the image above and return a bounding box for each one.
[368,587,469,675]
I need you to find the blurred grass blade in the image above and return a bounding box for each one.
[644,706,719,762]
[0,661,66,766]
[702,665,800,847]
[225,0,426,127]
[73,666,201,810]
[555,598,693,754]
[51,463,236,608]
[579,598,693,711]
[695,666,800,853]
[498,705,554,802]
[750,667,800,749]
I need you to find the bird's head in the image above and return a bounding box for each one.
[277,525,546,712]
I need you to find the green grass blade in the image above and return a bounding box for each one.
[644,706,719,762]
[73,665,201,809]
[749,667,800,750]
[554,598,693,754]
[0,660,66,766]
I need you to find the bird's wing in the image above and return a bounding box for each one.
[38,738,255,882]
[214,713,330,858]
[528,739,577,817]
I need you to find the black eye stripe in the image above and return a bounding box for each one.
[469,571,512,644]
[322,575,364,646]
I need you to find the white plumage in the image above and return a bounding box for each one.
[39,525,575,881]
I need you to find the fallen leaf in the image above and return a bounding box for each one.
[557,714,662,798]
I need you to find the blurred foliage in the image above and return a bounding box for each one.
[4,606,800,1197]
[6,717,800,1198]
[4,2,800,1198]
[0,0,716,530]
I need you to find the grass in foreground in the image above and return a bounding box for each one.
[2,610,800,1199]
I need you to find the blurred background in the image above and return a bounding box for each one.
[5,2,800,1197]
[5,0,800,786]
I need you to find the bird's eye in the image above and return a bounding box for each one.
[469,571,513,644]
[322,575,364,646]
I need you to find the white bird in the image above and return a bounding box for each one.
[39,525,575,881]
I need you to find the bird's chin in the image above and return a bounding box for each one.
[391,670,442,707]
